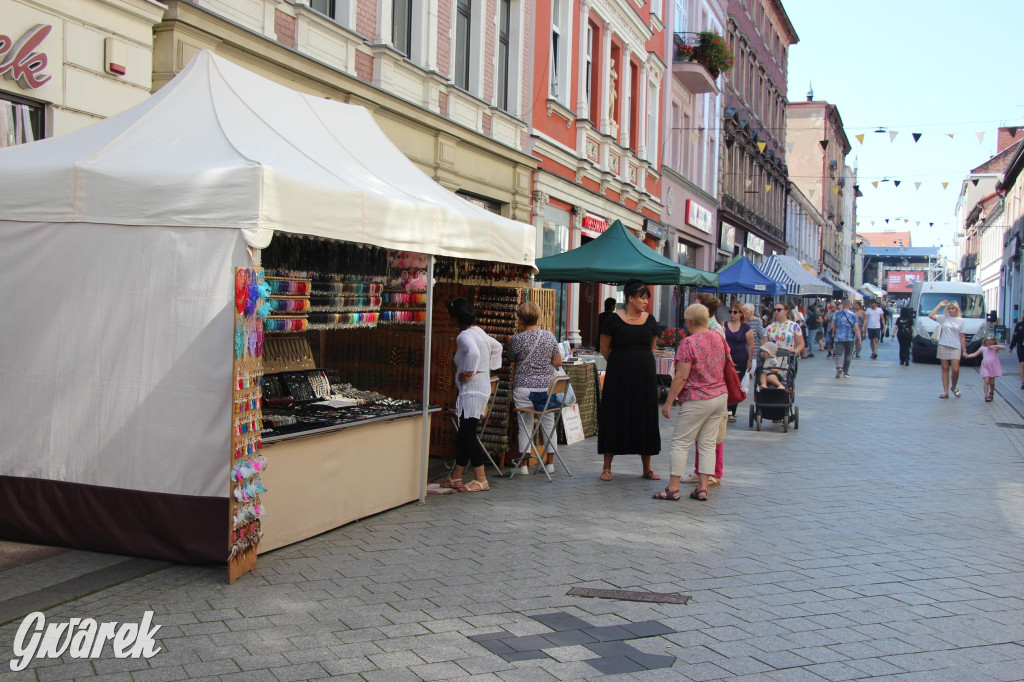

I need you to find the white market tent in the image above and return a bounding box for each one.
[819,273,863,302]
[758,255,832,297]
[0,50,535,563]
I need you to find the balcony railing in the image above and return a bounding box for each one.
[672,32,718,94]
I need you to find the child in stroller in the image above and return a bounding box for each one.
[757,341,789,389]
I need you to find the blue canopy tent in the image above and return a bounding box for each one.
[698,255,786,296]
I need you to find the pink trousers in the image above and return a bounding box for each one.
[694,442,724,478]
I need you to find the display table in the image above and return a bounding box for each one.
[259,410,435,553]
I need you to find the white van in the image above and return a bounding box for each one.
[909,281,988,363]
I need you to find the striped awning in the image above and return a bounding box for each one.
[758,255,833,296]
[860,283,886,298]
[819,273,863,301]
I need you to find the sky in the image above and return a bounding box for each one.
[781,0,1024,260]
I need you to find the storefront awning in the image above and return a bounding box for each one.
[0,50,535,267]
[819,273,863,301]
[860,283,886,298]
[535,220,718,286]
[757,255,832,296]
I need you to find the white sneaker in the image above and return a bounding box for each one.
[843,372,851,378]
[545,464,555,474]
[513,465,529,476]
[681,473,699,483]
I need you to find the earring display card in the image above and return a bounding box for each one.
[230,267,268,584]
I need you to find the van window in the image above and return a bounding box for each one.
[919,293,985,319]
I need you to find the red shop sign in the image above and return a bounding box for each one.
[0,24,53,90]
[581,215,609,235]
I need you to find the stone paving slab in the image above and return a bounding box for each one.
[2,340,1024,679]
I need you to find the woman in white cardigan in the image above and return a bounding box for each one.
[442,298,503,491]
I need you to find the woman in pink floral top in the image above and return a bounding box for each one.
[656,303,729,502]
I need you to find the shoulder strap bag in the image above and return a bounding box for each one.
[719,333,746,405]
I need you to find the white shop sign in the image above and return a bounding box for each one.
[685,199,711,233]
[746,233,765,254]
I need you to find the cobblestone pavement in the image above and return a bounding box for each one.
[3,339,1024,681]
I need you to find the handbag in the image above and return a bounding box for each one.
[719,335,746,405]
[529,390,562,411]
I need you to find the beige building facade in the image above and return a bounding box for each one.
[0,0,166,147]
[153,0,535,222]
[785,100,851,277]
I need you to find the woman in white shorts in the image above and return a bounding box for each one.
[929,300,966,399]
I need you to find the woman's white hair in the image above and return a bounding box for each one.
[742,302,754,316]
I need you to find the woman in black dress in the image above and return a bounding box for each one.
[598,279,661,480]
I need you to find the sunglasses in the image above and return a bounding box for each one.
[730,310,741,314]
[774,308,785,312]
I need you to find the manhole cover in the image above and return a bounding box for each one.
[567,587,691,604]
[997,422,1024,429]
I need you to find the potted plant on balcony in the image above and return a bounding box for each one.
[675,41,694,63]
[693,31,734,79]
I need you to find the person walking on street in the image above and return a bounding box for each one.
[822,301,836,357]
[764,302,805,357]
[598,279,661,481]
[805,305,820,357]
[895,307,914,366]
[965,335,1006,402]
[853,302,866,358]
[830,299,861,378]
[724,304,753,423]
[929,299,966,399]
[864,299,886,359]
[1008,317,1024,389]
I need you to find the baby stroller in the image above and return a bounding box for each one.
[748,347,799,432]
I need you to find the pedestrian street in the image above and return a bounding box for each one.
[2,339,1023,681]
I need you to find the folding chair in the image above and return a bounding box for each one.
[446,376,504,477]
[509,374,573,482]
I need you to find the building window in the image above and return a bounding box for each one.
[675,0,687,32]
[497,0,511,111]
[584,24,592,107]
[550,0,561,98]
[393,0,412,56]
[455,0,471,90]
[310,0,335,17]
[1,95,42,148]
[588,22,599,122]
[646,81,658,164]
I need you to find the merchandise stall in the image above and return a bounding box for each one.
[536,220,718,430]
[0,51,536,581]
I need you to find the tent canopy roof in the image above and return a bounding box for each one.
[0,50,534,266]
[698,255,785,295]
[534,220,717,286]
[757,255,832,296]
[819,273,863,301]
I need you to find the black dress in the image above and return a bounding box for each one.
[597,313,661,456]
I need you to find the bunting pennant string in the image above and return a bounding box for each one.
[947,133,955,139]
[942,182,949,189]
[872,181,879,188]
[889,131,899,142]
[976,131,986,143]
[819,139,829,151]
[764,184,772,192]
[894,180,901,187]
[912,133,922,142]
[757,141,767,153]
[855,134,865,144]
[914,182,922,190]
[832,187,839,194]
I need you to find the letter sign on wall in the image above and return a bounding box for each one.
[0,24,53,89]
[685,199,711,233]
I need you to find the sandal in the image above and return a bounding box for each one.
[439,475,466,490]
[727,416,736,423]
[600,469,613,481]
[642,469,661,480]
[462,480,489,492]
[689,489,708,501]
[939,393,949,399]
[952,388,962,398]
[652,487,681,501]
[985,395,993,402]
[707,477,721,487]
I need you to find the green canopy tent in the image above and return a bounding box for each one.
[535,220,718,286]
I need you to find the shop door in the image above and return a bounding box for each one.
[579,281,600,349]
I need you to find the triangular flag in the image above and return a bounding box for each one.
[947,133,954,139]
[764,184,772,192]
[916,221,921,226]
[855,134,865,144]
[972,178,980,186]
[819,140,829,151]
[889,131,898,142]
[786,142,795,153]
[832,186,840,195]
[757,141,767,153]
[871,221,875,226]
[885,219,890,224]
[1009,127,1019,136]
[914,182,922,190]
[856,221,860,226]
[929,222,934,227]
[912,133,922,143]
[691,132,700,142]
[942,182,949,189]
[894,180,901,187]
[904,219,909,223]
[872,181,879,189]
[976,131,985,143]
[745,179,752,188]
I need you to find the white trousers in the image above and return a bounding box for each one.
[669,393,728,477]
[513,387,556,453]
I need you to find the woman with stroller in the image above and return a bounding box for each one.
[765,302,805,357]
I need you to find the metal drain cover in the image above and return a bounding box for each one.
[567,587,691,604]
[997,423,1024,429]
